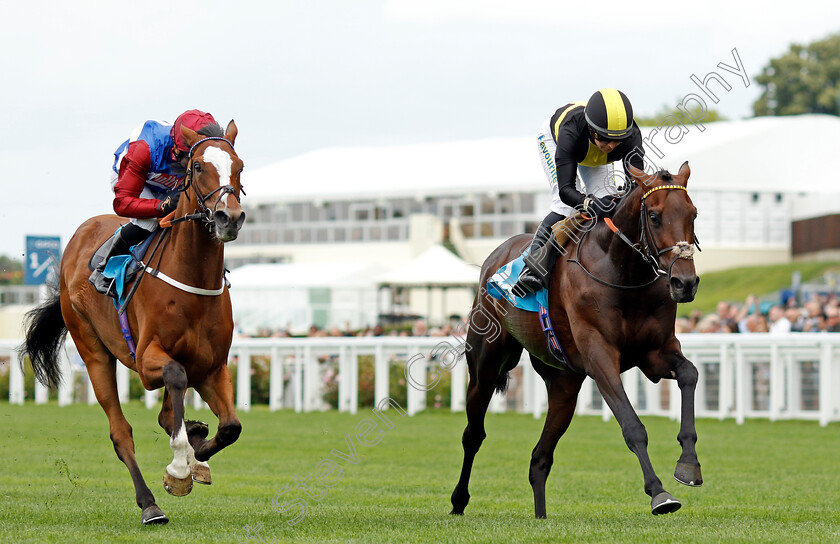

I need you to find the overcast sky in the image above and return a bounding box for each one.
[2,0,839,259]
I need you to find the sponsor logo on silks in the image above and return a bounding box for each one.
[538,135,558,189]
[147,173,183,190]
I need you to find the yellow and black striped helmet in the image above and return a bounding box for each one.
[584,88,634,140]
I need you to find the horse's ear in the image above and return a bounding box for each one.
[627,164,655,187]
[225,120,238,146]
[677,161,691,186]
[180,124,201,148]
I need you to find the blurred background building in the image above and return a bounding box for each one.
[222,114,840,333]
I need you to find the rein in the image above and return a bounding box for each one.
[569,184,697,290]
[126,136,239,301]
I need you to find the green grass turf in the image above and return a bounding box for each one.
[1,402,839,543]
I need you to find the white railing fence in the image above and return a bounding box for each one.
[3,334,840,426]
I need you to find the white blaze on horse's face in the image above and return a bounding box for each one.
[203,146,234,198]
[199,143,245,242]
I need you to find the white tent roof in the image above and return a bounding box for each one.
[245,114,840,203]
[650,114,840,193]
[246,136,541,204]
[374,245,480,288]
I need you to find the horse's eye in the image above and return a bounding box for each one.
[193,161,202,172]
[649,212,661,226]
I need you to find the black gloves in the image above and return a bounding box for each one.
[157,190,181,216]
[583,194,619,218]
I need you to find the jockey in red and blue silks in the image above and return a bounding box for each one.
[89,109,220,294]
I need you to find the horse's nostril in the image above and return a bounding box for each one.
[670,277,685,291]
[213,211,231,227]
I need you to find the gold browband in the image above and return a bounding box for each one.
[641,184,687,200]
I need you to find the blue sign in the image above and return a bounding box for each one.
[25,236,61,285]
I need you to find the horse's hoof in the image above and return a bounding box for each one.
[192,462,212,485]
[674,462,703,487]
[450,490,469,515]
[163,471,193,496]
[141,505,169,525]
[651,491,681,515]
[186,419,210,440]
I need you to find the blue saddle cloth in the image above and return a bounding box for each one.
[486,253,548,312]
[102,234,155,308]
[486,253,574,371]
[103,255,134,306]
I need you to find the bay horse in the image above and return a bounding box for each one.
[451,162,702,518]
[20,121,246,525]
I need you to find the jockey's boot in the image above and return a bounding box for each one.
[88,223,147,296]
[513,218,563,297]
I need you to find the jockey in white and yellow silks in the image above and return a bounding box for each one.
[514,88,645,295]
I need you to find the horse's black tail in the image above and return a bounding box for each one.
[494,372,511,394]
[19,285,67,389]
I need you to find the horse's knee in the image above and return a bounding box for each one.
[461,427,486,452]
[675,359,698,388]
[622,421,648,451]
[162,363,188,390]
[219,420,242,446]
[529,450,553,484]
[110,425,134,461]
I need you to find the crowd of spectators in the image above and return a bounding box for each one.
[244,317,467,339]
[677,294,840,334]
[239,293,840,338]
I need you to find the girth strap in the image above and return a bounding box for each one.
[537,304,577,372]
[117,311,137,359]
[142,264,226,296]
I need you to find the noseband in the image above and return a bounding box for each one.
[174,136,242,230]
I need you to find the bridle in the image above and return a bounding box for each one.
[570,183,700,290]
[637,184,699,276]
[171,136,243,231]
[117,136,242,309]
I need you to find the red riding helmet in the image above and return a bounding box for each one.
[171,109,217,155]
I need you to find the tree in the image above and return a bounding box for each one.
[0,255,23,285]
[636,104,727,127]
[753,33,840,117]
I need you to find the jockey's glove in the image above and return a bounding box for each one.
[157,190,181,216]
[583,194,619,218]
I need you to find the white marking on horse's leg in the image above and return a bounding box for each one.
[166,422,194,479]
[186,440,198,471]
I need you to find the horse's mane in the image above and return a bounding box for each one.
[198,123,224,138]
[623,169,673,195]
[657,170,674,182]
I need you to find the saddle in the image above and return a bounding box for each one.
[549,211,592,250]
[88,229,156,302]
[484,212,593,372]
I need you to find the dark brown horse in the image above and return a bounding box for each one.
[451,162,702,518]
[20,121,246,525]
